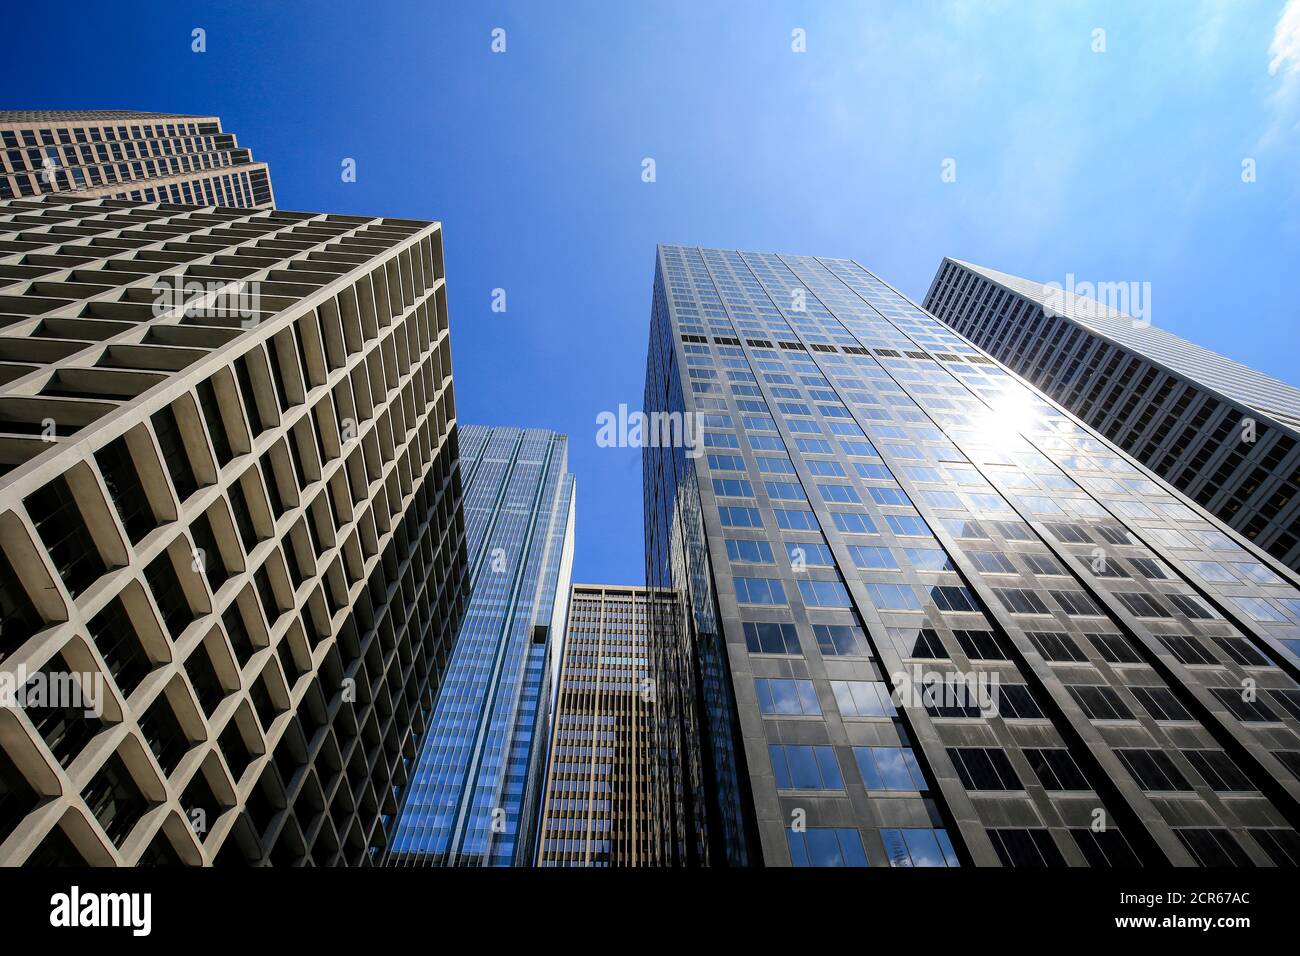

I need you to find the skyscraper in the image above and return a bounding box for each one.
[1,110,274,208]
[388,424,575,866]
[0,193,467,865]
[924,259,1300,574]
[643,245,1300,867]
[536,584,665,866]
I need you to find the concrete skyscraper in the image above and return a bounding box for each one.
[0,192,467,865]
[924,259,1300,575]
[388,424,575,867]
[536,584,666,866]
[643,245,1300,867]
[1,110,274,208]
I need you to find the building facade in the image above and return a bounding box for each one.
[388,424,575,866]
[644,245,1300,867]
[1,110,274,209]
[924,259,1300,574]
[0,193,467,865]
[536,584,664,866]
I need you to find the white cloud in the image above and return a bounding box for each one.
[1268,0,1300,75]
[1260,0,1300,150]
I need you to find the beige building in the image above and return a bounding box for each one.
[1,110,274,208]
[0,191,468,865]
[536,584,665,866]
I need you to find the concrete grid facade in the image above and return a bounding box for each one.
[0,193,468,866]
[537,584,664,866]
[924,259,1300,574]
[644,245,1300,868]
[1,110,274,209]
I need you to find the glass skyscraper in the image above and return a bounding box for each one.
[389,424,575,866]
[924,259,1300,574]
[644,245,1300,867]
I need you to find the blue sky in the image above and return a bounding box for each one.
[4,0,1298,584]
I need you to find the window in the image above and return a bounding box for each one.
[1129,557,1169,580]
[947,747,1022,790]
[880,828,960,867]
[1168,593,1215,620]
[831,680,896,717]
[1173,829,1253,867]
[765,481,806,501]
[848,545,897,569]
[892,626,948,659]
[799,579,852,608]
[1026,631,1086,663]
[81,752,149,847]
[868,486,910,505]
[968,550,1017,573]
[1115,749,1192,791]
[1025,748,1091,790]
[719,506,762,528]
[712,477,753,497]
[1188,560,1234,583]
[1129,686,1192,722]
[769,745,843,790]
[144,554,194,640]
[1158,634,1215,666]
[906,548,955,571]
[1045,522,1091,544]
[855,747,928,791]
[986,520,1030,541]
[785,541,833,567]
[1211,687,1278,722]
[1051,589,1103,617]
[787,828,868,867]
[998,684,1045,719]
[1114,591,1169,619]
[1087,632,1141,664]
[1182,750,1254,792]
[927,585,979,612]
[25,477,106,597]
[1231,596,1286,623]
[743,621,801,655]
[832,511,877,534]
[755,678,820,715]
[1210,635,1271,667]
[807,459,846,477]
[774,509,818,531]
[819,484,861,504]
[96,437,156,543]
[1071,828,1141,867]
[866,582,921,611]
[1249,829,1300,867]
[954,628,1016,660]
[152,404,198,502]
[1068,685,1134,721]
[708,453,745,471]
[994,588,1051,615]
[988,829,1066,867]
[814,623,871,657]
[1270,689,1300,721]
[725,539,774,563]
[886,514,930,536]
